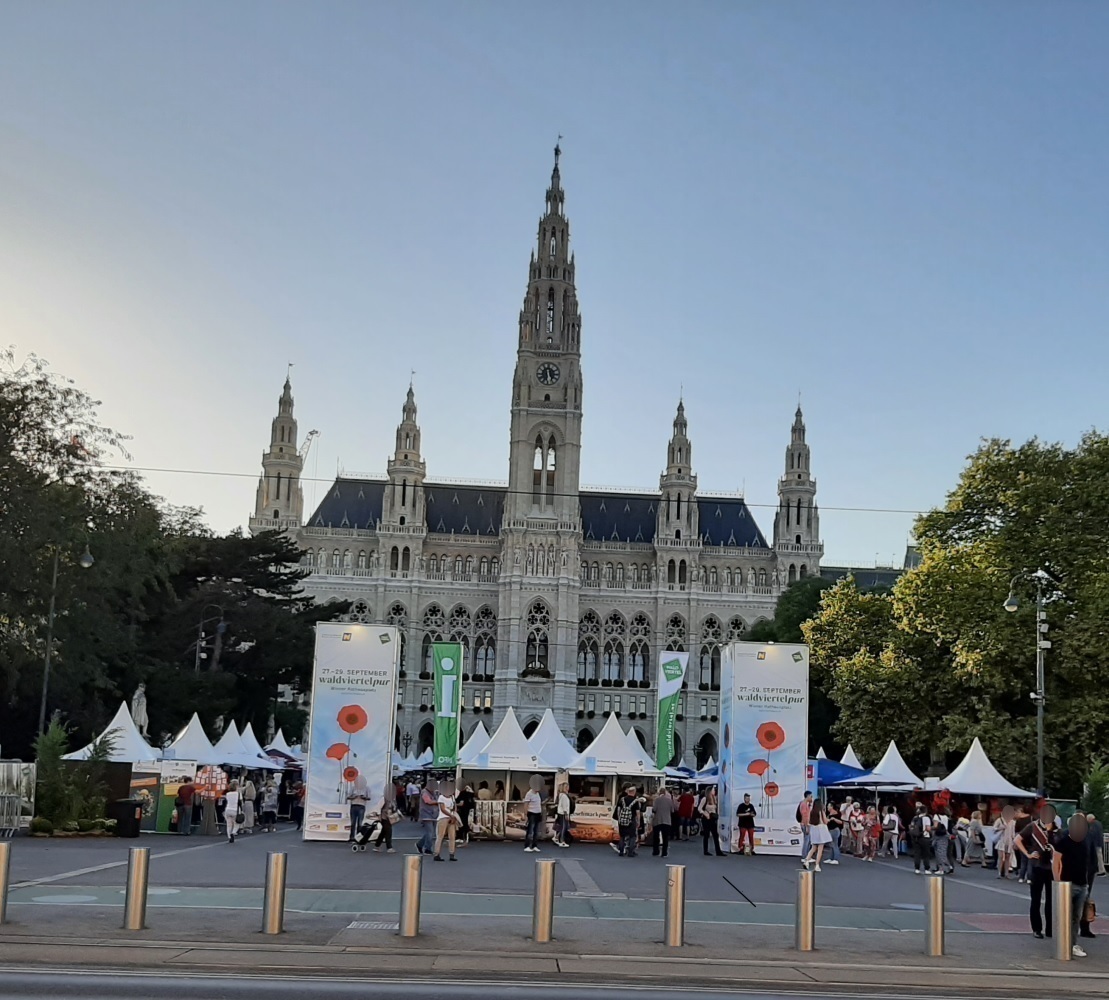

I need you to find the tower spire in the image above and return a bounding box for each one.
[250,372,304,531]
[657,398,698,542]
[774,404,822,580]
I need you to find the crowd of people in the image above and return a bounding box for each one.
[173,772,306,840]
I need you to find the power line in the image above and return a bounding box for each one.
[96,463,928,516]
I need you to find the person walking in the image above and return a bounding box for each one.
[175,778,196,836]
[456,784,476,845]
[612,785,642,858]
[1016,803,1058,939]
[1013,806,1033,882]
[416,780,439,855]
[932,811,954,873]
[373,788,396,853]
[995,805,1017,879]
[406,779,420,818]
[1053,813,1097,957]
[825,800,842,864]
[291,781,305,831]
[554,782,572,848]
[224,780,241,844]
[1080,812,1102,939]
[802,802,832,872]
[735,793,757,856]
[260,779,279,832]
[677,787,696,840]
[433,783,460,862]
[347,774,369,842]
[652,787,674,857]
[241,776,257,835]
[523,783,545,852]
[840,797,857,855]
[910,804,936,874]
[880,806,899,859]
[796,791,814,859]
[962,810,986,867]
[699,787,724,857]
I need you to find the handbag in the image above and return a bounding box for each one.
[1085,898,1097,924]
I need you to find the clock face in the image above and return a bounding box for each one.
[536,362,561,386]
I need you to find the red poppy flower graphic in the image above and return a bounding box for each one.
[343,766,359,782]
[326,742,349,762]
[338,704,369,734]
[756,721,785,752]
[764,782,780,798]
[747,759,770,777]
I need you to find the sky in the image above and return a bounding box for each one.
[3,3,1108,567]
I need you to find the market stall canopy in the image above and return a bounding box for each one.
[813,757,868,787]
[528,710,577,769]
[458,722,491,766]
[213,722,282,770]
[815,747,828,759]
[240,722,276,765]
[415,747,433,769]
[938,738,1036,798]
[834,740,921,788]
[465,708,545,771]
[162,713,223,765]
[264,729,304,762]
[840,745,863,770]
[63,701,161,763]
[569,714,663,775]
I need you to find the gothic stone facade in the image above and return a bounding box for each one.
[249,148,823,765]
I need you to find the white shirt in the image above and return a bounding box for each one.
[224,790,240,815]
[524,790,543,815]
[557,792,571,816]
[437,794,456,819]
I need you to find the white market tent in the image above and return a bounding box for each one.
[569,714,663,776]
[528,709,577,769]
[64,701,161,763]
[815,747,828,759]
[465,707,546,771]
[457,722,491,766]
[162,713,223,765]
[241,722,281,769]
[214,722,282,771]
[834,740,922,789]
[265,728,303,761]
[840,745,864,770]
[415,747,433,768]
[938,738,1036,798]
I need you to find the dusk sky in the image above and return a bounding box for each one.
[3,3,1107,566]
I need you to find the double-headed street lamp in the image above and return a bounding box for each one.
[194,604,226,672]
[1003,569,1053,795]
[38,543,95,736]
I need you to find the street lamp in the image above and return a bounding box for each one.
[402,730,413,756]
[1003,569,1052,795]
[194,605,226,673]
[38,543,95,736]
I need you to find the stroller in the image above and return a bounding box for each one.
[351,819,382,852]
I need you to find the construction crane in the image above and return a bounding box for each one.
[300,429,320,462]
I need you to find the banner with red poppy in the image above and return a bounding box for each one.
[718,642,809,856]
[304,622,400,841]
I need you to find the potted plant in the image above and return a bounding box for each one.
[601,679,612,688]
[613,679,624,688]
[586,710,596,719]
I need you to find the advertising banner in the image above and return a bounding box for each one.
[432,642,463,769]
[719,642,809,856]
[157,759,197,832]
[304,622,399,841]
[654,651,689,768]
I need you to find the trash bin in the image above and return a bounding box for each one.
[107,799,143,838]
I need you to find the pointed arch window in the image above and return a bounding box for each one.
[550,232,556,258]
[546,288,555,334]
[532,435,544,505]
[401,547,411,572]
[545,436,556,503]
[524,601,550,676]
[275,472,282,501]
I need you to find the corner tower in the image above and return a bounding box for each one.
[773,405,822,581]
[250,375,304,533]
[504,142,583,528]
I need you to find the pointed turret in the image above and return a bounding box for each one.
[657,399,699,543]
[250,374,304,532]
[381,383,426,529]
[773,405,822,580]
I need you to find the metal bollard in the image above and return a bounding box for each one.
[398,854,423,938]
[0,842,10,925]
[122,847,150,931]
[261,852,287,935]
[795,868,815,951]
[532,859,556,943]
[1053,881,1073,961]
[664,864,686,947]
[924,873,945,956]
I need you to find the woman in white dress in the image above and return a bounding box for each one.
[802,802,832,872]
[224,780,241,844]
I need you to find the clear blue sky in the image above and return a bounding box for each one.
[3,3,1107,566]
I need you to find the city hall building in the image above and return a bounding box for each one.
[249,148,823,766]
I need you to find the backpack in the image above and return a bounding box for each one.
[912,815,930,840]
[615,799,634,827]
[935,822,948,838]
[569,797,576,815]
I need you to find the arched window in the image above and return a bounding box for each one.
[417,722,435,754]
[465,555,474,574]
[357,550,367,570]
[630,564,639,584]
[576,728,595,753]
[402,547,411,572]
[343,549,352,570]
[390,547,399,572]
[429,554,439,573]
[591,562,599,582]
[603,640,624,681]
[788,564,797,583]
[305,549,314,568]
[546,287,555,333]
[604,562,613,584]
[474,606,497,678]
[331,549,340,569]
[796,498,802,525]
[577,640,598,681]
[678,560,688,586]
[532,436,544,505]
[479,557,489,575]
[665,614,686,652]
[546,436,556,503]
[524,601,550,675]
[629,640,648,683]
[799,564,807,579]
[667,559,676,586]
[696,733,718,769]
[491,557,500,576]
[615,563,624,584]
[275,472,282,500]
[668,732,684,768]
[727,616,746,643]
[758,568,768,586]
[709,566,718,585]
[454,555,463,577]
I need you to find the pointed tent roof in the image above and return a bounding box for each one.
[816,747,828,759]
[529,709,577,769]
[840,745,863,769]
[569,714,663,775]
[415,747,433,768]
[241,722,280,767]
[63,701,160,763]
[162,713,222,765]
[265,728,303,761]
[835,740,921,788]
[939,738,1036,797]
[458,722,491,766]
[213,721,280,770]
[466,707,546,771]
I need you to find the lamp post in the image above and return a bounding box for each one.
[1004,570,1051,795]
[194,605,226,673]
[38,544,95,736]
[402,731,413,757]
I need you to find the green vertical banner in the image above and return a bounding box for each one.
[432,642,463,768]
[655,651,689,768]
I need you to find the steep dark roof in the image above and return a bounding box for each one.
[820,565,903,590]
[307,479,768,548]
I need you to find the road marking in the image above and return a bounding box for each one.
[560,858,611,897]
[346,920,398,930]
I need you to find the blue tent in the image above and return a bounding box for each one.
[813,758,868,787]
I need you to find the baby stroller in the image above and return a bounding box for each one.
[351,819,382,852]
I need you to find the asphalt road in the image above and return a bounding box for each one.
[0,970,1018,1000]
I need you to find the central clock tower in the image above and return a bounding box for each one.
[505,143,583,528]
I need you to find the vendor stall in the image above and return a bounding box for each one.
[937,738,1036,798]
